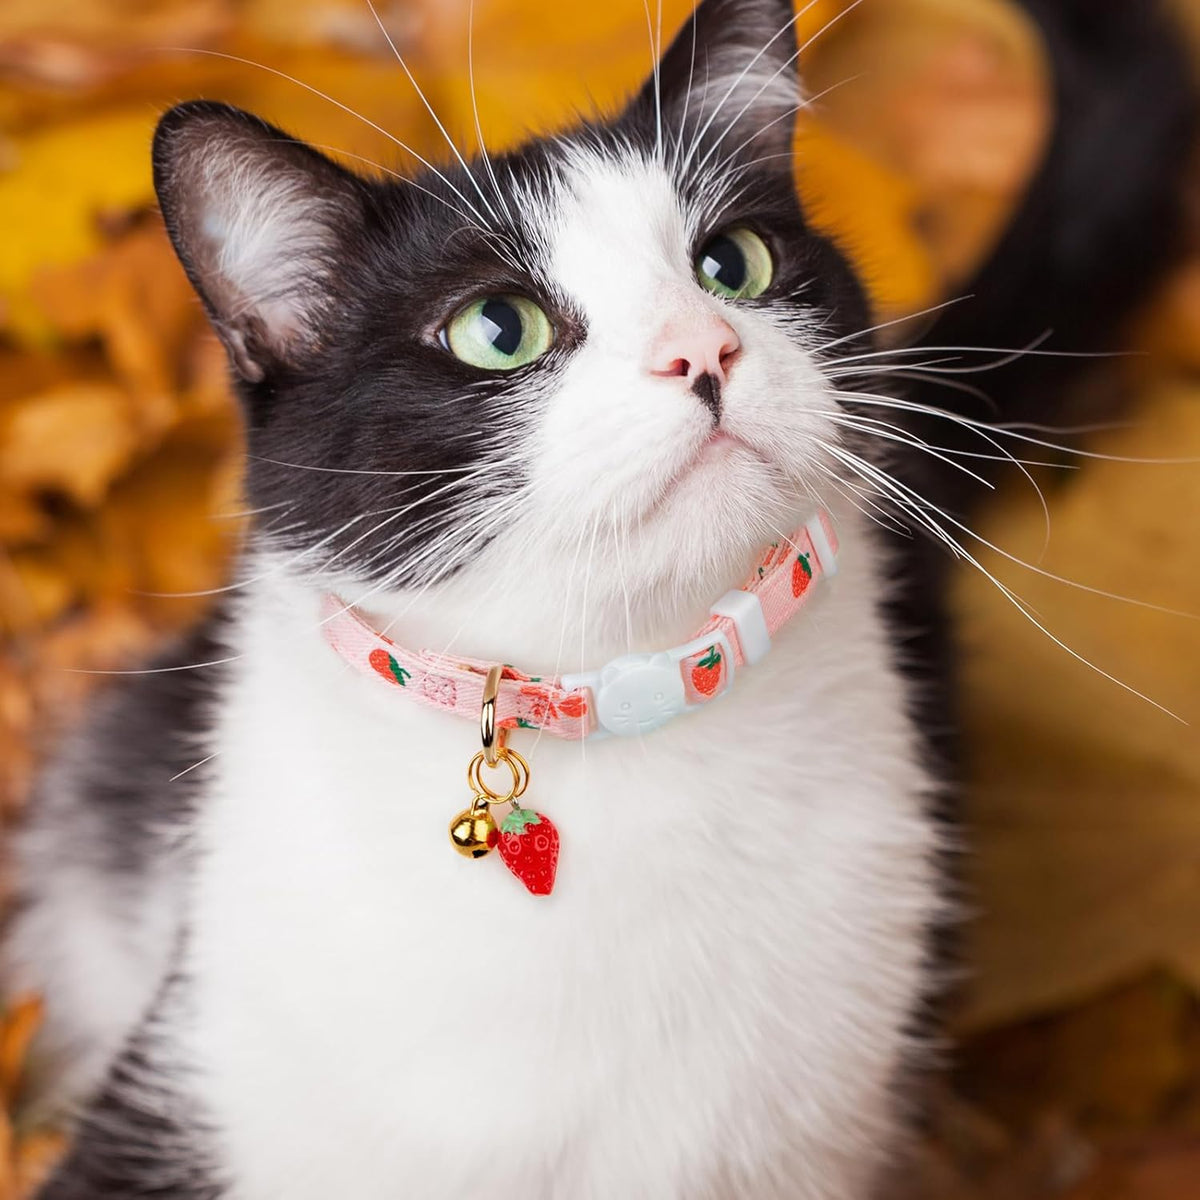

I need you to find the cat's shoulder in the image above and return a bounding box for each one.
[22,605,232,875]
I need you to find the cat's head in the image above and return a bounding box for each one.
[154,0,869,644]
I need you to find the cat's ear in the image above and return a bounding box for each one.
[631,0,801,170]
[153,101,368,383]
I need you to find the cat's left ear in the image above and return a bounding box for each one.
[628,0,801,170]
[153,101,368,383]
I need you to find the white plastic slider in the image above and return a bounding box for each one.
[709,589,771,665]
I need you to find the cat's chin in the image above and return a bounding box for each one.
[635,429,797,538]
[563,439,805,616]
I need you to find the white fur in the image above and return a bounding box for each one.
[3,720,187,1122]
[193,139,348,353]
[173,155,941,1198]
[3,832,181,1119]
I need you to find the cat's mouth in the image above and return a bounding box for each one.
[696,430,746,460]
[640,427,773,523]
[681,427,774,479]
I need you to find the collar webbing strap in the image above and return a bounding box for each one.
[322,511,837,740]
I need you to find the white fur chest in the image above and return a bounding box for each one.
[182,518,939,1200]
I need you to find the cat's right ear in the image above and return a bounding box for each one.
[628,0,801,172]
[153,101,367,384]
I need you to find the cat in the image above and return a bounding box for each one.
[5,0,1193,1197]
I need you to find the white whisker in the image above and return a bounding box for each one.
[64,656,243,677]
[679,0,821,175]
[834,389,1200,464]
[169,752,219,783]
[821,441,1188,719]
[363,0,502,227]
[176,47,495,230]
[706,74,865,190]
[696,0,866,173]
[467,0,513,222]
[247,454,483,478]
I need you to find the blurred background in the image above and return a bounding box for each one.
[0,0,1197,1195]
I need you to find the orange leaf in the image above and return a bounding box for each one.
[0,997,42,1109]
[0,384,143,510]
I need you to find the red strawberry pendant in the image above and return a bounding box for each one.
[497,805,560,895]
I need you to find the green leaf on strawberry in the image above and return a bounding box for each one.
[501,806,543,835]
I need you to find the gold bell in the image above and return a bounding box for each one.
[449,801,498,859]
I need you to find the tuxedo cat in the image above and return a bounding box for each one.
[7,0,1193,1197]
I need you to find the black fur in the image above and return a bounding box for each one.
[691,371,722,420]
[5,613,227,910]
[76,618,226,867]
[153,102,574,590]
[630,0,803,172]
[14,618,231,1198]
[37,985,223,1200]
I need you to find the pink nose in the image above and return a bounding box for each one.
[648,319,740,385]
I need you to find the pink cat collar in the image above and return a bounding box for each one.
[322,511,838,740]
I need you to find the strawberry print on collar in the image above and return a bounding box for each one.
[322,510,838,741]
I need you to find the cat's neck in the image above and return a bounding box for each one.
[248,497,858,681]
[273,537,775,677]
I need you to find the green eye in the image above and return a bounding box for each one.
[441,294,554,370]
[695,227,773,300]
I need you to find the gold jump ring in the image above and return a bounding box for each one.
[480,664,504,767]
[467,749,530,804]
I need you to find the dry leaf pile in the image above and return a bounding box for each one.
[0,2,1197,1197]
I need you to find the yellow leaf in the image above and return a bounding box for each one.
[0,110,157,344]
[794,116,938,318]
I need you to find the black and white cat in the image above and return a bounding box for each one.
[6,1,1193,1197]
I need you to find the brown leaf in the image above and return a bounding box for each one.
[0,1,232,90]
[0,997,64,1200]
[1061,1140,1200,1200]
[31,225,204,421]
[956,380,1200,1028]
[0,384,144,510]
[1131,259,1200,376]
[0,1110,14,1200]
[798,0,1049,294]
[97,410,243,617]
[794,117,940,318]
[956,972,1200,1138]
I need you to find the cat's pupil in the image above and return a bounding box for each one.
[480,299,523,356]
[700,236,747,292]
